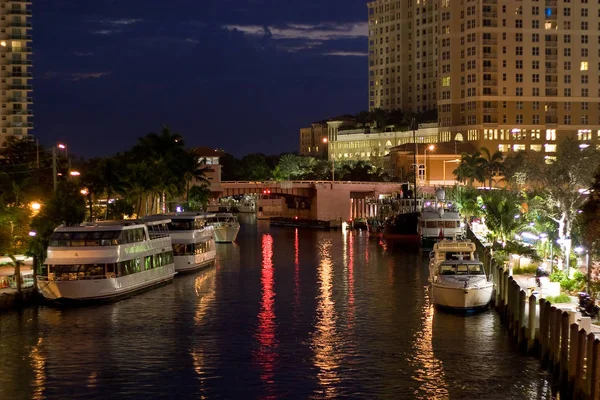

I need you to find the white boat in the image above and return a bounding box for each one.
[145,213,216,273]
[206,212,240,243]
[428,240,493,310]
[419,188,465,250]
[237,198,256,213]
[37,219,176,303]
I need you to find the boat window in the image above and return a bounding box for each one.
[48,264,110,280]
[468,264,485,275]
[443,221,457,228]
[50,231,121,246]
[456,265,469,275]
[426,221,437,228]
[440,264,456,275]
[173,244,186,256]
[169,220,193,231]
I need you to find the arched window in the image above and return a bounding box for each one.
[455,133,464,141]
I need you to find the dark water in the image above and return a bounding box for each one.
[1,216,558,399]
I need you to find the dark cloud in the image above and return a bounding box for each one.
[32,0,368,157]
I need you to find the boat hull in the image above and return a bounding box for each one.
[174,251,216,273]
[432,282,493,309]
[214,225,240,243]
[37,264,176,302]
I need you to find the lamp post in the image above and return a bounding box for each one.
[424,144,435,185]
[575,246,591,294]
[443,159,461,187]
[322,137,334,183]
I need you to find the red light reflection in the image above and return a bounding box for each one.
[347,231,355,329]
[293,229,300,318]
[255,234,278,394]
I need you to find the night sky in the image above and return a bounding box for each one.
[33,0,369,158]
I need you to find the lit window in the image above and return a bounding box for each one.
[544,144,557,152]
[530,144,542,151]
[581,61,589,71]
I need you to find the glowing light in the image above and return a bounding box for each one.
[428,144,435,151]
[574,246,585,254]
[57,143,66,149]
[80,188,89,195]
[0,41,6,47]
[30,202,41,210]
[176,206,182,213]
[29,231,36,237]
[69,171,80,176]
[322,137,328,143]
[579,144,590,149]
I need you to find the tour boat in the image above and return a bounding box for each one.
[206,212,240,243]
[144,213,216,273]
[428,240,493,310]
[419,188,465,251]
[37,219,176,303]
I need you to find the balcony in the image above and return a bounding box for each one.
[8,84,32,90]
[7,9,31,16]
[546,40,558,47]
[8,34,32,40]
[483,107,498,113]
[483,39,498,45]
[9,22,32,28]
[9,109,32,115]
[546,0,557,6]
[10,122,33,128]
[545,81,557,88]
[9,59,32,65]
[7,72,32,78]
[483,79,498,86]
[8,97,32,103]
[483,66,497,72]
[545,54,557,60]
[546,68,557,73]
[483,12,497,18]
[9,47,32,53]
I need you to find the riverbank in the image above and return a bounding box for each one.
[0,287,39,311]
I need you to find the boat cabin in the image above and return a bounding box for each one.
[438,260,486,276]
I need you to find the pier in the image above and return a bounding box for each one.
[469,230,600,399]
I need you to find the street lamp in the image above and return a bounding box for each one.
[443,159,461,187]
[575,246,592,294]
[323,137,334,183]
[424,144,435,185]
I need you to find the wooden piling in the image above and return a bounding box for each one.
[527,294,537,352]
[559,311,569,382]
[574,328,587,399]
[548,306,556,366]
[586,333,596,398]
[518,289,526,348]
[539,299,548,362]
[591,339,600,400]
[567,323,578,389]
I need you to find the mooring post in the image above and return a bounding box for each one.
[539,298,548,361]
[586,332,595,398]
[527,293,537,352]
[548,306,557,367]
[560,311,569,382]
[591,339,600,400]
[518,289,526,347]
[574,328,586,399]
[567,323,578,390]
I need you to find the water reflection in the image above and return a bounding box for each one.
[293,228,300,324]
[29,337,46,399]
[191,267,217,397]
[254,234,278,396]
[312,239,341,398]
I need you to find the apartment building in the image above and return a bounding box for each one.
[0,0,33,144]
[368,0,600,153]
[299,122,329,158]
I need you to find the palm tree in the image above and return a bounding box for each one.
[481,189,526,245]
[182,151,210,202]
[479,146,504,188]
[369,108,388,130]
[454,151,485,187]
[277,154,300,180]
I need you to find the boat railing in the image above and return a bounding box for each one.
[38,274,114,282]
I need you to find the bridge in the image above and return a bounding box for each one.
[218,181,406,222]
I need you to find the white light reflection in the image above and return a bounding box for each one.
[29,337,46,399]
[311,239,341,398]
[409,293,448,399]
[190,268,217,398]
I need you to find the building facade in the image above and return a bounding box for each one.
[368,0,600,154]
[0,0,33,145]
[299,122,329,159]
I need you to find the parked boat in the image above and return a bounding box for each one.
[428,240,493,310]
[237,197,256,213]
[37,219,176,303]
[369,211,420,246]
[419,188,465,251]
[144,213,216,273]
[206,212,240,243]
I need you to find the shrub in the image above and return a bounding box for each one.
[513,265,538,274]
[545,294,572,304]
[549,270,586,293]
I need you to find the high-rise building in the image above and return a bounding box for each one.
[368,0,600,152]
[0,0,33,144]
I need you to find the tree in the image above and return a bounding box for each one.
[369,107,388,129]
[503,138,600,274]
[581,167,600,258]
[188,185,211,210]
[453,151,485,186]
[241,153,272,180]
[481,189,526,245]
[479,146,504,188]
[275,154,301,180]
[445,185,482,222]
[354,111,371,128]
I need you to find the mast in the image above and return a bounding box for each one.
[412,117,417,213]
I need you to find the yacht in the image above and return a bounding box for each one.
[419,188,465,251]
[428,240,493,310]
[144,213,216,273]
[37,219,176,303]
[206,212,240,243]
[237,196,256,213]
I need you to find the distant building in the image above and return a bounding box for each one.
[0,1,33,145]
[367,0,600,153]
[191,147,224,195]
[299,122,329,158]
